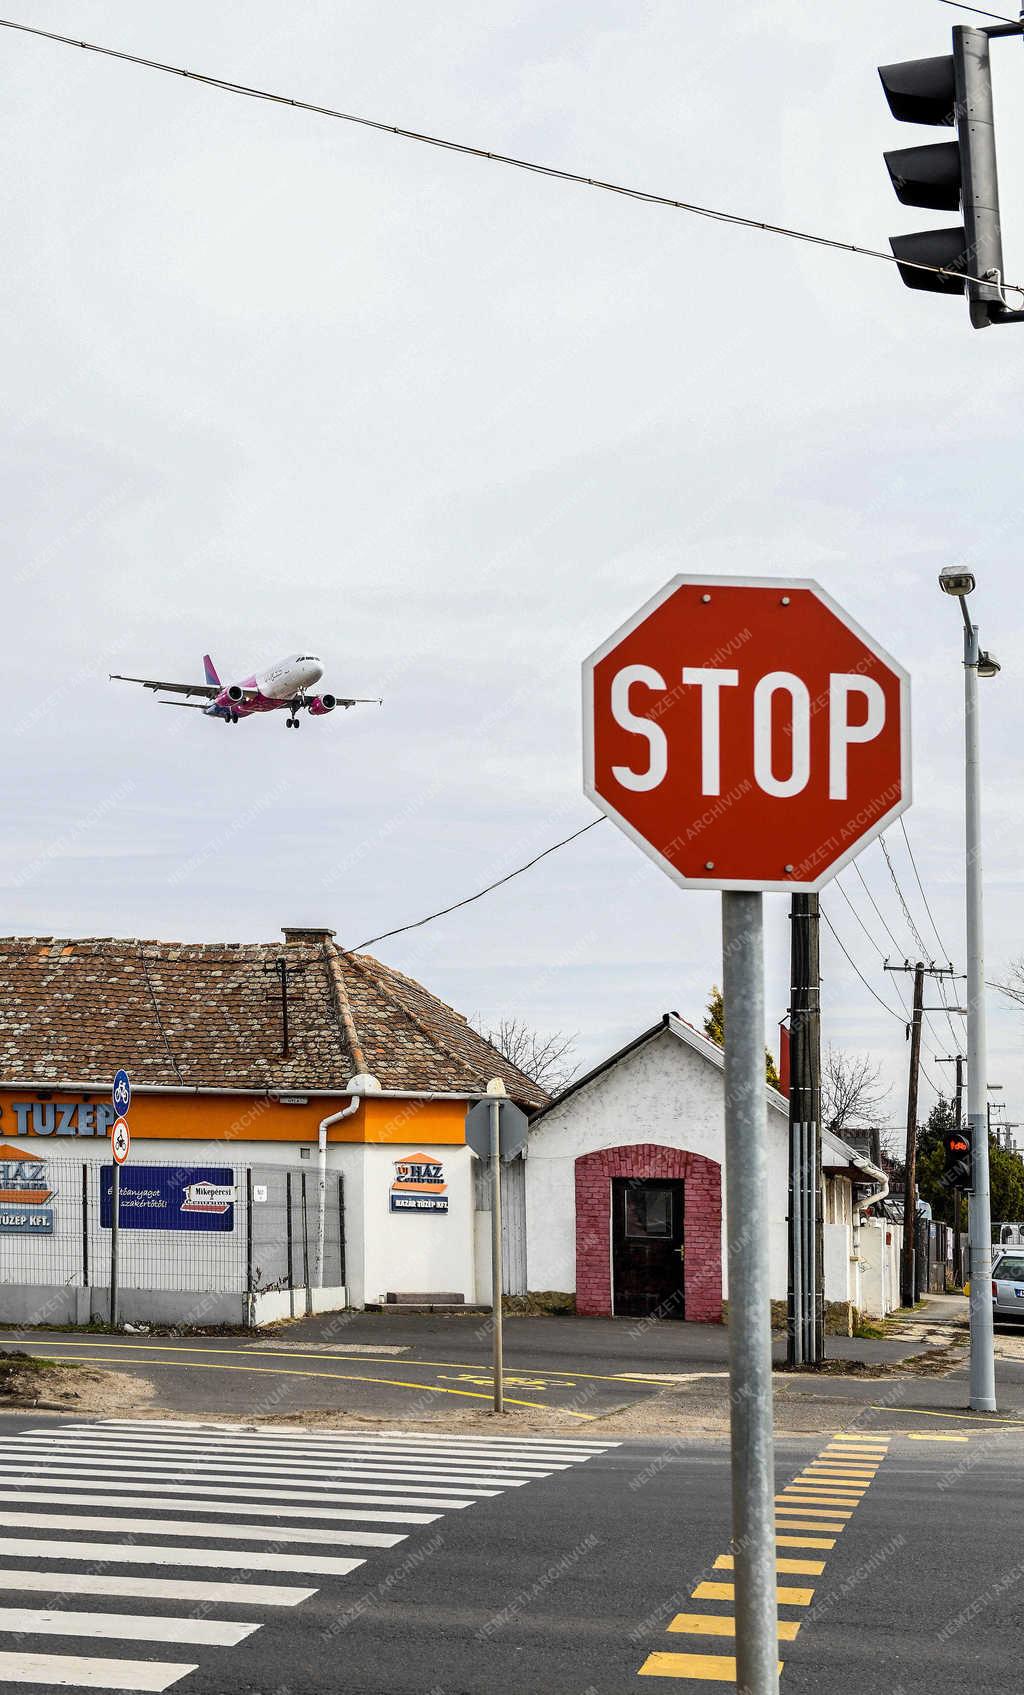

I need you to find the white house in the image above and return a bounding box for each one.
[525,1013,892,1325]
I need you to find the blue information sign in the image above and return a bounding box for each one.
[100,1165,235,1233]
[112,1070,131,1115]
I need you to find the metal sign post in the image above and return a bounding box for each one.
[110,1161,120,1330]
[722,893,778,1695]
[582,575,912,1695]
[109,1073,131,1330]
[490,1093,504,1414]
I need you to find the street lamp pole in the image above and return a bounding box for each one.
[942,570,998,1411]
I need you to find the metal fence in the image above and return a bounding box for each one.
[0,1155,345,1295]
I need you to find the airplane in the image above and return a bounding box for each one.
[110,653,382,728]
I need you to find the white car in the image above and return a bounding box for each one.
[992,1251,1024,1323]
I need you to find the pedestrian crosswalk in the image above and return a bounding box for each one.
[0,1419,616,1691]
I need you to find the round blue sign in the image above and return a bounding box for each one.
[112,1069,131,1114]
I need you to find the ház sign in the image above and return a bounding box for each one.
[390,1154,448,1214]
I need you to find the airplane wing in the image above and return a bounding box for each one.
[336,697,384,708]
[110,673,220,699]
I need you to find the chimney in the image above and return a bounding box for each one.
[282,926,336,945]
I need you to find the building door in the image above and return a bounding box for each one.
[611,1178,685,1318]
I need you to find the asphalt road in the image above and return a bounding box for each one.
[1,1309,1022,1423]
[0,1413,1015,1692]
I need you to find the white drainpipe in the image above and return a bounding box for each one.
[315,1074,381,1289]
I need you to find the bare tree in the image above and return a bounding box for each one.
[822,1045,892,1137]
[475,1016,580,1098]
[996,960,1024,1009]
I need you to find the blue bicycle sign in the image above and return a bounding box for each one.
[112,1070,131,1114]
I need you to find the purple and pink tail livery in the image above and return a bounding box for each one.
[203,654,221,687]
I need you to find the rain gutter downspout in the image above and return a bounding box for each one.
[316,1094,361,1292]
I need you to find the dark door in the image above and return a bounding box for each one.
[611,1178,685,1319]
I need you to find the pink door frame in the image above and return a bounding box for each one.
[574,1143,722,1321]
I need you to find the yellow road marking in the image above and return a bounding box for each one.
[0,1335,680,1391]
[775,1519,847,1533]
[772,1504,852,1519]
[779,1490,863,1503]
[806,1466,878,1476]
[776,1534,836,1549]
[715,1555,825,1577]
[668,1614,801,1642]
[906,1433,970,1443]
[639,1651,784,1680]
[831,1433,891,1442]
[868,1405,1024,1427]
[692,1581,813,1606]
[19,1352,597,1418]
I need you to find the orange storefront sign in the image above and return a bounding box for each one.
[0,1090,467,1147]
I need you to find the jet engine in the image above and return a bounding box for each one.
[227,685,245,703]
[307,693,337,716]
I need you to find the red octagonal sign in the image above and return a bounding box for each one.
[583,576,911,893]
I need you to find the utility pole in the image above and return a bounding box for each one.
[787,894,822,1366]
[886,960,959,1307]
[939,1053,966,1286]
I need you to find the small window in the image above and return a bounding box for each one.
[625,1186,673,1239]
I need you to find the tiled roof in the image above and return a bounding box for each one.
[0,934,548,1108]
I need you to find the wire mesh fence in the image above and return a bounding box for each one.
[0,1153,344,1295]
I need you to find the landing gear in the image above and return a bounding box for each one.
[286,715,300,728]
[286,698,302,728]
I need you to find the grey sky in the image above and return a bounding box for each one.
[2,1,1023,1130]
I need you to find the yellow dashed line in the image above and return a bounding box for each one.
[692,1581,814,1607]
[640,1654,783,1681]
[714,1555,825,1577]
[667,1614,802,1643]
[639,1652,785,1680]
[906,1433,970,1443]
[774,1518,847,1534]
[776,1534,836,1550]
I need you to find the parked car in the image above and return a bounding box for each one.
[992,1252,1024,1323]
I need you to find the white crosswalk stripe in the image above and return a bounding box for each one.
[0,1420,617,1690]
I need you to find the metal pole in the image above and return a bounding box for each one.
[491,1098,504,1414]
[301,1172,311,1316]
[953,1054,964,1288]
[286,1171,295,1320]
[964,619,997,1410]
[109,1162,120,1329]
[82,1163,89,1289]
[722,891,779,1695]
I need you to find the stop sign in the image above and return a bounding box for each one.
[583,576,910,892]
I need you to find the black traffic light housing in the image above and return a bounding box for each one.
[879,24,1023,327]
[943,1125,974,1191]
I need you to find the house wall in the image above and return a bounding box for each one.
[360,1144,477,1308]
[525,1026,791,1307]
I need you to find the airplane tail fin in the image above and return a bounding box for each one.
[203,654,221,688]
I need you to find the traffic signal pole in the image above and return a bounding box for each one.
[722,892,779,1695]
[787,894,822,1367]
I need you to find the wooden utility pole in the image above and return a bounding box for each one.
[939,1053,966,1286]
[887,960,960,1308]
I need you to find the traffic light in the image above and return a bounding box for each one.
[880,24,1018,328]
[944,1125,973,1190]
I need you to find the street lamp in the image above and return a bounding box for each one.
[938,566,998,1412]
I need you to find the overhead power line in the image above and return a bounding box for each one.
[346,818,605,953]
[1,16,1022,302]
[936,1,1020,22]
